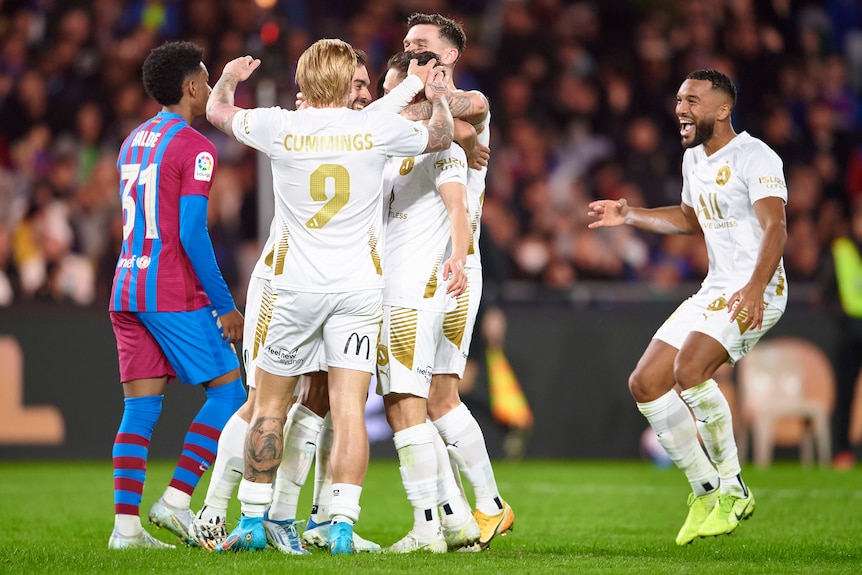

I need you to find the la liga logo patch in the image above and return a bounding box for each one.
[194,151,214,181]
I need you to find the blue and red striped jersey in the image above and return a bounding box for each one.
[110,112,219,312]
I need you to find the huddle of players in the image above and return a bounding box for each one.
[184,14,511,555]
[110,8,788,555]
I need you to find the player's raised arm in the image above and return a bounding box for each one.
[422,66,454,153]
[401,90,488,127]
[588,198,700,235]
[454,119,489,170]
[206,55,261,137]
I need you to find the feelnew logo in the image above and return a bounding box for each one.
[0,336,65,445]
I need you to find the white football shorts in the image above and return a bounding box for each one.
[433,267,482,378]
[376,305,446,398]
[256,288,383,377]
[653,287,786,365]
[242,273,272,389]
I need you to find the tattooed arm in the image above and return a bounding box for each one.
[401,90,488,127]
[421,67,454,154]
[206,55,261,138]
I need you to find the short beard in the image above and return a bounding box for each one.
[685,116,715,148]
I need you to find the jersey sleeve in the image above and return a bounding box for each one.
[179,195,236,314]
[680,150,693,208]
[370,111,429,158]
[742,144,788,205]
[428,144,468,190]
[366,75,424,114]
[177,132,218,198]
[232,107,287,156]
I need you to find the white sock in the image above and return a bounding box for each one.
[680,379,746,496]
[114,513,142,537]
[269,404,324,521]
[330,483,362,525]
[237,479,272,518]
[162,485,191,510]
[393,424,441,538]
[309,413,333,526]
[637,390,719,496]
[200,413,248,518]
[433,403,502,515]
[430,422,471,528]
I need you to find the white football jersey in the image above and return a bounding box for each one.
[681,131,788,301]
[383,143,468,311]
[233,106,429,292]
[464,90,489,270]
[251,217,277,281]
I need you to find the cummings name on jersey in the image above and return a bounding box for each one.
[283,133,374,152]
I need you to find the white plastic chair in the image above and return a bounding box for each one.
[736,337,835,468]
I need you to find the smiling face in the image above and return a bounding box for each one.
[675,78,723,149]
[348,64,372,110]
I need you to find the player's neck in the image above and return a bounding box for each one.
[162,104,194,125]
[703,127,737,157]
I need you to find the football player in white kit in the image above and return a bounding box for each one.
[401,13,515,550]
[375,50,479,554]
[189,51,390,555]
[205,39,454,554]
[588,69,788,545]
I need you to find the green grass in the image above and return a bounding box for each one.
[1,460,860,574]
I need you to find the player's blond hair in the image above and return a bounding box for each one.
[295,39,356,108]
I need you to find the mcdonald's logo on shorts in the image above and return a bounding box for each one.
[344,333,371,359]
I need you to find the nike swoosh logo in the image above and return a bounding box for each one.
[734,501,751,521]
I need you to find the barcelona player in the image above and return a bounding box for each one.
[108,41,246,549]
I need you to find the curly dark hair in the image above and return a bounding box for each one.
[406,13,466,58]
[686,69,737,108]
[142,41,205,106]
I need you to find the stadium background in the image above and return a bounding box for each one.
[0,0,860,459]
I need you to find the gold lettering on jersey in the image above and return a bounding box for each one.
[433,157,466,171]
[241,111,251,135]
[695,193,725,221]
[307,164,350,228]
[706,296,728,311]
[387,191,407,219]
[283,133,374,152]
[716,165,730,186]
[758,175,786,189]
[399,157,414,175]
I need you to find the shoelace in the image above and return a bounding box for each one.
[716,494,736,515]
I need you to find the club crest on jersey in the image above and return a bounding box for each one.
[715,165,730,186]
[194,151,214,181]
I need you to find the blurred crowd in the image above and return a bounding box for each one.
[1,0,861,307]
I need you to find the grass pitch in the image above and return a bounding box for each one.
[1,459,860,574]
